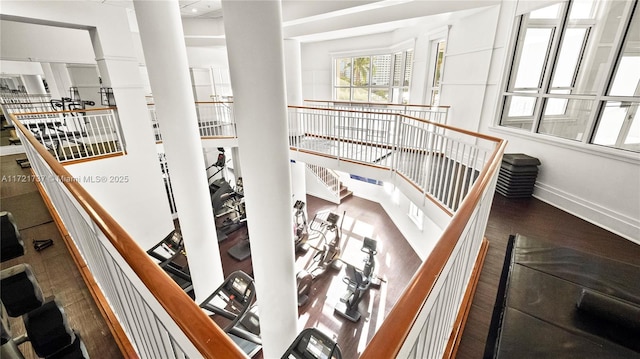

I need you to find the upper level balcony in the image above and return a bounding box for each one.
[2,91,506,359]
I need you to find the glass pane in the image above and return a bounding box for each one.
[351,57,371,86]
[351,88,369,102]
[539,98,595,141]
[569,0,597,20]
[624,108,640,149]
[513,28,553,89]
[593,101,640,152]
[370,88,389,103]
[545,98,569,116]
[433,41,446,87]
[336,58,351,86]
[545,89,571,115]
[393,52,403,86]
[335,88,350,101]
[507,95,537,117]
[430,89,440,106]
[551,28,587,89]
[404,50,413,86]
[530,3,561,19]
[501,95,536,131]
[371,55,391,86]
[570,1,630,95]
[609,4,640,96]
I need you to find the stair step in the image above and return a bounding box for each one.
[340,189,353,201]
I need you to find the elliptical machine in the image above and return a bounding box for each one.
[293,200,309,253]
[334,237,381,322]
[296,211,345,306]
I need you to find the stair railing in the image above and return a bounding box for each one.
[306,163,341,197]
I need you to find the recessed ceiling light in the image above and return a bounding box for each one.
[191,8,198,13]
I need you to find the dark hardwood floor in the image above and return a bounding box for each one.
[3,149,638,359]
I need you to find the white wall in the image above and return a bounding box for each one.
[0,60,43,76]
[438,6,500,132]
[0,20,96,64]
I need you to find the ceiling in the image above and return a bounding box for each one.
[95,0,500,46]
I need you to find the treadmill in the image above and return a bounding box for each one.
[281,328,342,359]
[199,270,262,357]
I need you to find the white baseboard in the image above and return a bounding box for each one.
[0,145,25,156]
[534,182,639,245]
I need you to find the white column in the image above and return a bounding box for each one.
[231,147,242,179]
[133,0,225,300]
[21,74,46,94]
[284,39,303,106]
[50,63,72,99]
[222,1,298,358]
[40,63,62,99]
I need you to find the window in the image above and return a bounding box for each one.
[334,49,413,104]
[408,201,424,230]
[500,0,640,152]
[429,40,446,106]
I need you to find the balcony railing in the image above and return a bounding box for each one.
[12,99,504,359]
[149,101,235,142]
[288,106,496,214]
[304,99,449,124]
[9,108,125,163]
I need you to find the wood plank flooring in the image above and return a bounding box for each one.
[3,149,639,359]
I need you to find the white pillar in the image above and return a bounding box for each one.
[222,1,298,357]
[284,39,303,106]
[133,0,225,300]
[50,63,72,98]
[21,75,46,94]
[40,63,62,99]
[231,147,242,179]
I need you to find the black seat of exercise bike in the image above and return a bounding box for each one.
[362,237,377,254]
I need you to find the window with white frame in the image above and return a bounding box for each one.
[429,39,446,106]
[334,49,413,104]
[500,0,640,153]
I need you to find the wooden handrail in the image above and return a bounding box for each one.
[10,114,245,359]
[304,99,451,109]
[359,138,506,359]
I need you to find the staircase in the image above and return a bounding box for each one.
[306,163,352,203]
[338,183,353,202]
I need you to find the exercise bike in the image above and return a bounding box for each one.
[296,211,345,306]
[293,200,309,253]
[334,237,381,322]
